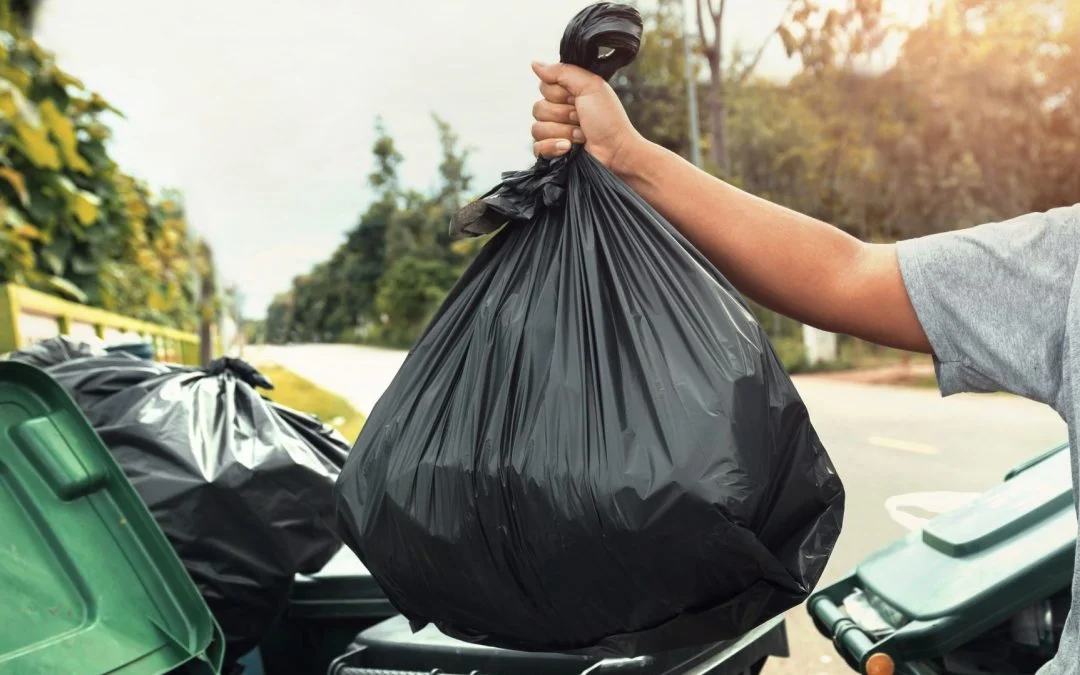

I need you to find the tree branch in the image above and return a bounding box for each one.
[708,0,722,25]
[735,29,777,84]
[695,0,713,54]
[735,0,798,85]
[714,0,726,72]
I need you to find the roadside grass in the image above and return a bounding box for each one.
[259,364,365,443]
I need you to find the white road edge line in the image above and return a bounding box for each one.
[867,435,940,455]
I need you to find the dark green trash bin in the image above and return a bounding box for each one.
[258,546,396,675]
[0,361,224,674]
[809,443,1074,674]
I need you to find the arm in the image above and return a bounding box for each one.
[530,62,931,353]
[619,141,930,352]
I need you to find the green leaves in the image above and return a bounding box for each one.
[54,175,100,225]
[40,99,92,174]
[266,118,479,347]
[0,165,28,205]
[48,64,84,91]
[14,118,61,169]
[0,19,205,329]
[70,189,99,225]
[45,275,87,303]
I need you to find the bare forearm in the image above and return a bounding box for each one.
[616,141,930,353]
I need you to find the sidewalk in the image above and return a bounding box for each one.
[798,362,937,387]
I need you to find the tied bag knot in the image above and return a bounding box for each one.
[450,2,642,239]
[204,357,274,390]
[340,1,843,658]
[450,150,575,238]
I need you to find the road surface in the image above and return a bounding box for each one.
[254,344,1068,674]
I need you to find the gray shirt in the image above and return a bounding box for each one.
[897,204,1080,674]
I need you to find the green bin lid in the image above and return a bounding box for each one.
[0,362,224,674]
[856,443,1075,621]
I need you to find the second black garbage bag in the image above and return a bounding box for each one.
[335,2,844,657]
[42,353,349,665]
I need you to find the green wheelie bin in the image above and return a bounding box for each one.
[808,443,1074,675]
[255,546,397,675]
[326,613,788,675]
[0,361,225,675]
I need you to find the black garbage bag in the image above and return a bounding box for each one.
[334,1,844,658]
[8,335,105,368]
[43,355,348,663]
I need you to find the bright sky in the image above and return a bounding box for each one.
[33,0,929,317]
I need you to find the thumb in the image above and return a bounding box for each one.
[531,61,599,97]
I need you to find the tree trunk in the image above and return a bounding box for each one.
[707,56,730,175]
[198,273,214,366]
[697,0,731,176]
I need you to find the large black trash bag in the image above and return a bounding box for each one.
[45,355,348,663]
[335,2,844,657]
[7,335,105,368]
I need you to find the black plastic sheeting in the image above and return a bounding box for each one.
[16,343,349,665]
[335,2,844,658]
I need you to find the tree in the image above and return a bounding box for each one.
[779,0,890,74]
[373,255,457,347]
[265,290,295,344]
[611,0,696,157]
[263,115,481,347]
[864,0,1071,237]
[265,0,1080,352]
[1,0,39,32]
[695,0,798,174]
[0,17,208,331]
[194,238,218,365]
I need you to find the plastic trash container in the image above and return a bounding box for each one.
[326,614,788,675]
[809,443,1074,674]
[257,546,397,675]
[0,361,224,674]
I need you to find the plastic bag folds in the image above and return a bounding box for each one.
[336,1,844,658]
[26,350,349,664]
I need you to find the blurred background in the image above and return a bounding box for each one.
[7,0,1076,366]
[1,0,1078,672]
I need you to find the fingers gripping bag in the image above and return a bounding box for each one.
[335,2,844,656]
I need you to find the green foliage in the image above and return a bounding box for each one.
[371,255,457,347]
[264,116,480,346]
[725,0,1080,244]
[771,336,808,373]
[267,0,1080,356]
[0,15,211,331]
[612,0,696,157]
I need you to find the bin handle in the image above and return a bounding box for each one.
[808,595,879,671]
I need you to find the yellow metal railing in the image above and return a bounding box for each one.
[0,283,201,365]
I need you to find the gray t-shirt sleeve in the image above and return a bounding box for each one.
[896,205,1080,407]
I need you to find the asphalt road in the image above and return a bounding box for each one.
[252,344,1068,675]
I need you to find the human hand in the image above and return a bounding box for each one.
[530,62,645,176]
